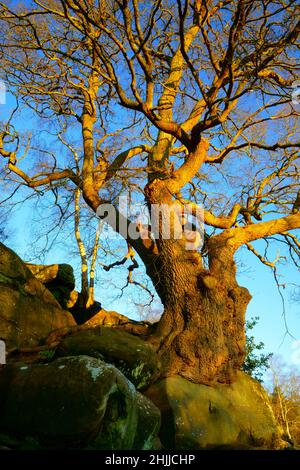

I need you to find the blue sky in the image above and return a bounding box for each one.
[1,87,300,380]
[7,197,299,379]
[237,243,300,372]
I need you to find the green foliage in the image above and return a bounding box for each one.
[242,316,273,383]
[38,349,56,362]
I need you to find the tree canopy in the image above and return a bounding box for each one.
[0,0,299,384]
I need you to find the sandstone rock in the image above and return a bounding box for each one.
[55,326,161,389]
[0,243,75,350]
[133,392,161,450]
[83,310,152,336]
[83,309,132,327]
[0,355,138,449]
[26,263,75,309]
[144,371,286,449]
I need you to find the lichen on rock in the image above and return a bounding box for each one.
[55,326,161,389]
[144,371,286,450]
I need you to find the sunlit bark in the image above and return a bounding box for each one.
[0,0,299,383]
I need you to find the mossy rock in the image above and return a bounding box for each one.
[0,243,75,349]
[144,371,287,450]
[132,392,161,450]
[55,326,161,390]
[0,355,138,449]
[26,263,75,309]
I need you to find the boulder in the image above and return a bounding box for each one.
[133,392,161,450]
[144,371,286,449]
[26,263,75,309]
[83,310,152,336]
[0,355,138,449]
[55,326,161,389]
[83,309,133,327]
[0,243,75,350]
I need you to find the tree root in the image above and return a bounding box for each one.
[7,309,155,360]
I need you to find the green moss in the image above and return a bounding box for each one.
[19,436,43,450]
[145,372,285,450]
[0,356,138,450]
[0,272,26,294]
[55,327,161,389]
[0,433,20,448]
[38,349,56,361]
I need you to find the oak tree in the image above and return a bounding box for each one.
[0,0,299,384]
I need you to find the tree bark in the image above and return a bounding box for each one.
[145,238,251,385]
[144,180,251,385]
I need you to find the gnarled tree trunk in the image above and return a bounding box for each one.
[144,179,252,385]
[146,237,251,385]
